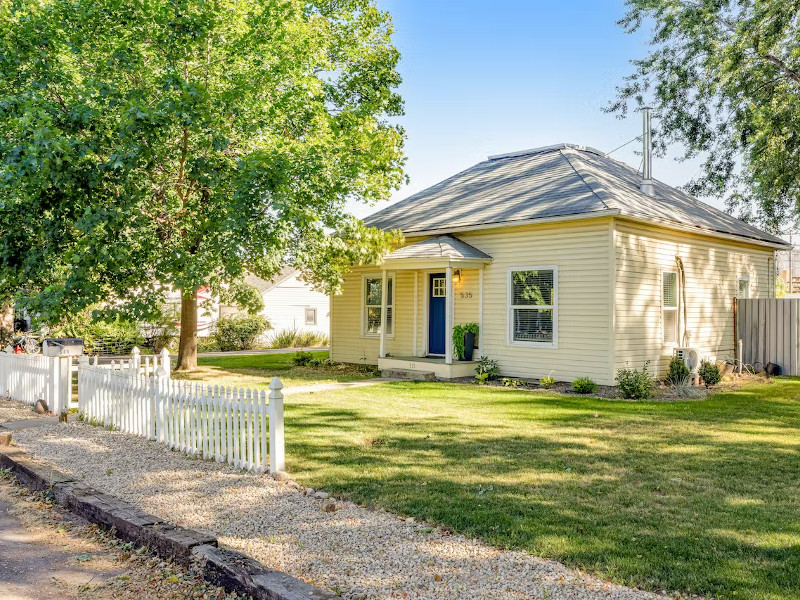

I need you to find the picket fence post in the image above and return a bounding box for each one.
[77,355,90,416]
[268,377,285,474]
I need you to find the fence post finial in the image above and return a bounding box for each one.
[93,355,99,366]
[268,377,285,475]
[78,354,89,367]
[160,348,171,380]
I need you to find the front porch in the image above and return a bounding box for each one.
[373,235,492,379]
[378,355,479,380]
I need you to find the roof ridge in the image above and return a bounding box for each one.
[489,143,605,161]
[560,148,611,210]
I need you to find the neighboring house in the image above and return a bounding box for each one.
[220,270,330,336]
[330,143,789,384]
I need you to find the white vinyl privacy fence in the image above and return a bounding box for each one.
[0,349,72,413]
[77,349,285,473]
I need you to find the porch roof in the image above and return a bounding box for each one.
[381,235,492,269]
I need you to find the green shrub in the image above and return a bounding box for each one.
[667,355,690,385]
[572,377,598,394]
[213,314,270,352]
[616,362,655,399]
[269,328,299,349]
[294,330,329,348]
[540,370,556,388]
[698,359,722,388]
[141,303,179,353]
[85,316,144,355]
[196,337,220,353]
[475,356,500,380]
[292,350,314,366]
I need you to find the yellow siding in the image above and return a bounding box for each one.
[459,219,614,384]
[614,219,775,377]
[333,219,616,383]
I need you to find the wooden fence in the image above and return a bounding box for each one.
[736,298,800,375]
[77,352,284,473]
[0,350,72,413]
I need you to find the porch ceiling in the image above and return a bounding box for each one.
[381,235,492,270]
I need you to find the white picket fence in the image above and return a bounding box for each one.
[0,349,72,413]
[77,349,285,474]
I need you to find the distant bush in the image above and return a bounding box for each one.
[85,317,144,355]
[616,362,655,400]
[698,359,722,388]
[292,350,314,366]
[269,328,329,349]
[667,356,690,385]
[572,377,598,395]
[196,337,220,353]
[213,314,271,352]
[141,303,179,353]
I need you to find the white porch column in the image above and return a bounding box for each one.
[478,268,484,359]
[379,269,388,358]
[445,266,454,365]
[413,271,419,356]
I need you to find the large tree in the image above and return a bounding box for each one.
[0,0,405,369]
[609,0,800,232]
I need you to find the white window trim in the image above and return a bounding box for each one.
[361,272,395,338]
[662,270,679,347]
[738,276,750,299]
[304,307,317,326]
[507,266,558,349]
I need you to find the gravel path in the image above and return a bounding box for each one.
[13,423,672,600]
[0,396,40,423]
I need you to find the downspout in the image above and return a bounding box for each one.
[676,256,689,346]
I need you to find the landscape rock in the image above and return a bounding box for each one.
[314,491,329,500]
[0,432,11,446]
[321,500,336,513]
[34,399,49,414]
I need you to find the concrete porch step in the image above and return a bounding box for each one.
[380,368,437,381]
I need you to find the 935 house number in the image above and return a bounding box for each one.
[460,292,473,299]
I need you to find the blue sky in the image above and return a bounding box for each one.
[351,0,709,218]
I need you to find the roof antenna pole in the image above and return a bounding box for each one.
[640,106,655,196]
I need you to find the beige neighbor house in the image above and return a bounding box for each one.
[330,143,789,385]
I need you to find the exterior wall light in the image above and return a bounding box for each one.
[452,269,462,283]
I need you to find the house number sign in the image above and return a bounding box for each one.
[459,292,473,299]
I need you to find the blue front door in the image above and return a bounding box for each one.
[428,273,446,355]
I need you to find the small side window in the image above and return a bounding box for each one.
[738,277,750,299]
[663,271,678,344]
[305,308,317,326]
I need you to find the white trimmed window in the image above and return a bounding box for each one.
[663,271,679,345]
[363,274,393,336]
[508,267,557,346]
[738,277,750,299]
[305,307,317,326]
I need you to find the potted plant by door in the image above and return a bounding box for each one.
[453,323,479,360]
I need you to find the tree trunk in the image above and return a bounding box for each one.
[176,290,198,371]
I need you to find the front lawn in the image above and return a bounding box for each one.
[285,379,800,600]
[172,351,377,388]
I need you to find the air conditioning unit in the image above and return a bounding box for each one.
[674,347,701,373]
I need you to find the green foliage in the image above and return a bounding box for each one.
[212,314,270,352]
[141,303,180,353]
[616,362,655,400]
[571,377,598,395]
[291,350,314,366]
[474,372,490,385]
[540,371,556,389]
[667,355,691,385]
[269,328,328,349]
[0,0,406,329]
[610,1,800,231]
[196,337,220,353]
[83,316,143,355]
[670,375,703,398]
[502,377,524,388]
[475,356,500,380]
[452,322,479,360]
[698,359,722,388]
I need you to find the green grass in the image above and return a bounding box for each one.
[283,378,800,600]
[173,351,377,389]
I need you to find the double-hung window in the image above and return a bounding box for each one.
[363,274,393,336]
[508,268,557,346]
[663,271,679,345]
[305,308,317,326]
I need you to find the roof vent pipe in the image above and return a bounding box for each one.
[640,106,655,196]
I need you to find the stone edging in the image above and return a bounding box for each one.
[0,447,338,600]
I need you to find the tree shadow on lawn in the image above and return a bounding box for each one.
[284,382,800,600]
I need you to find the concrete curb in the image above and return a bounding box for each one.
[0,447,338,600]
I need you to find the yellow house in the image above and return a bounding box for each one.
[330,144,789,385]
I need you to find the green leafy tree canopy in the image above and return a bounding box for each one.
[608,0,800,232]
[0,0,405,368]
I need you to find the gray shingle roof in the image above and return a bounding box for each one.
[383,235,492,261]
[365,144,786,247]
